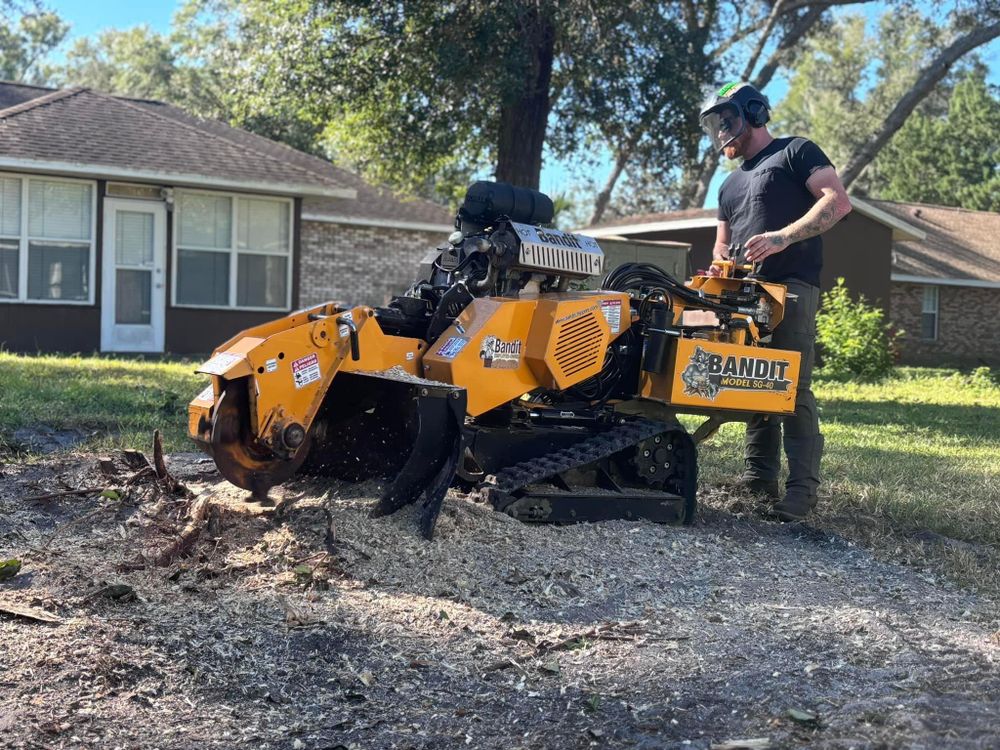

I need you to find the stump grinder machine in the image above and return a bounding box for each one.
[188,182,801,538]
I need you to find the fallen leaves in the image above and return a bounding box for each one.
[0,559,21,581]
[711,740,771,750]
[787,707,820,725]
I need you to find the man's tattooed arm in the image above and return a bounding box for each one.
[778,193,842,245]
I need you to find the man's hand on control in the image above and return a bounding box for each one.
[744,231,789,262]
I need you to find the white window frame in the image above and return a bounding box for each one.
[0,171,97,306]
[171,188,294,312]
[920,285,939,341]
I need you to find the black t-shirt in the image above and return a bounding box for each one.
[717,136,833,287]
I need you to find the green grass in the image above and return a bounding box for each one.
[693,366,1000,549]
[1,353,997,588]
[0,352,207,455]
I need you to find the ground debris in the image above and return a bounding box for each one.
[711,740,770,750]
[135,492,216,568]
[0,598,62,624]
[0,451,997,750]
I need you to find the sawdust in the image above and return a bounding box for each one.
[0,451,997,749]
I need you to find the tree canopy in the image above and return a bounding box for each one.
[0,4,67,83]
[874,73,999,211]
[48,1,235,122]
[226,1,712,205]
[7,0,999,217]
[772,8,999,210]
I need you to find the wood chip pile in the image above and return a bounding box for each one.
[0,450,997,749]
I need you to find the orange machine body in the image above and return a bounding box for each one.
[423,291,630,416]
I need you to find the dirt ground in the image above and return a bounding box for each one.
[0,451,997,750]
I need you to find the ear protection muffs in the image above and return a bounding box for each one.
[745,98,770,128]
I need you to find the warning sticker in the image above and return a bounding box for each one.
[339,310,353,338]
[291,353,322,389]
[265,358,278,373]
[200,352,242,375]
[601,299,622,333]
[436,336,469,359]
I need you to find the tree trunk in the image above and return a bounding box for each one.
[588,145,634,226]
[495,15,555,190]
[839,21,1000,189]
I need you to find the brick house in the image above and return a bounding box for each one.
[0,82,451,355]
[872,200,1000,367]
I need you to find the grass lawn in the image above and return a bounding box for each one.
[0,352,207,455]
[1,352,997,586]
[693,367,1000,548]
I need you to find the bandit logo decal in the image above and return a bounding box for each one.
[480,335,522,370]
[681,346,791,401]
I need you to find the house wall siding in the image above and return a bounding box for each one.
[890,282,1000,366]
[299,220,442,307]
[0,305,100,352]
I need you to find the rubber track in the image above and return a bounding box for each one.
[477,417,675,496]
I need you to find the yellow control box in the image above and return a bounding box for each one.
[642,337,801,414]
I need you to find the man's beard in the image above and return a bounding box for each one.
[722,130,750,160]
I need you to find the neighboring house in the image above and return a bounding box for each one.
[0,82,452,355]
[584,199,1000,366]
[871,200,1000,366]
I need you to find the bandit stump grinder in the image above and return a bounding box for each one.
[189,182,800,538]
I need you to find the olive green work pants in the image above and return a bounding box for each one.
[744,279,824,495]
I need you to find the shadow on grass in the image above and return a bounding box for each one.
[820,399,1000,443]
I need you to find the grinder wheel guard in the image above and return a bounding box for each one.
[209,377,310,500]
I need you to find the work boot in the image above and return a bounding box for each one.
[734,473,781,500]
[775,435,824,522]
[771,488,818,522]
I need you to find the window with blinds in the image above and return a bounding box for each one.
[174,190,291,310]
[921,285,938,341]
[0,173,95,303]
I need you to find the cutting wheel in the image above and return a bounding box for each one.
[208,378,309,496]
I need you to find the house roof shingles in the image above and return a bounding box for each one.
[0,81,51,110]
[0,82,453,227]
[128,98,452,227]
[0,87,351,194]
[585,207,717,230]
[870,200,1000,284]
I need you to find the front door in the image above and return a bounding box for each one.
[101,198,166,352]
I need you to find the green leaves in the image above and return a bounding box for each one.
[816,278,900,381]
[0,559,22,581]
[877,72,1000,211]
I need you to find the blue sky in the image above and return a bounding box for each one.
[46,0,1000,213]
[49,0,175,42]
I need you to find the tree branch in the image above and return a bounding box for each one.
[588,143,633,225]
[753,5,826,87]
[741,0,788,80]
[840,21,1000,188]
